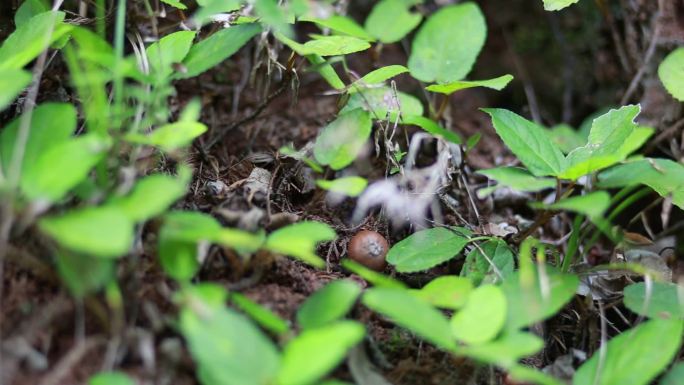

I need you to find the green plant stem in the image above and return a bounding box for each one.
[112,0,127,131]
[96,0,106,37]
[561,214,584,272]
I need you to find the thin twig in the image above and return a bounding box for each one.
[620,12,661,105]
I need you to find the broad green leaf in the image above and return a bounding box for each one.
[107,172,189,222]
[265,221,336,268]
[386,227,471,273]
[0,11,70,70]
[304,35,371,56]
[180,285,280,385]
[362,287,456,351]
[408,3,486,83]
[543,0,580,11]
[158,211,222,281]
[598,158,684,210]
[297,280,362,330]
[559,105,641,180]
[147,31,196,80]
[255,0,293,37]
[541,191,610,220]
[231,293,290,335]
[340,259,407,289]
[300,15,374,41]
[573,319,684,385]
[316,176,367,197]
[313,108,372,170]
[306,54,345,90]
[661,363,684,385]
[482,108,565,177]
[0,69,31,111]
[502,267,578,330]
[659,48,684,101]
[624,282,684,320]
[410,276,473,310]
[341,87,423,119]
[0,103,77,177]
[402,115,462,144]
[477,167,556,196]
[14,0,50,28]
[39,206,134,258]
[88,372,135,385]
[125,121,208,151]
[460,332,544,367]
[277,321,365,385]
[160,0,187,9]
[21,134,109,202]
[546,123,586,154]
[181,23,261,78]
[56,252,114,298]
[350,65,409,91]
[364,0,422,44]
[461,239,515,285]
[426,74,513,95]
[451,285,506,345]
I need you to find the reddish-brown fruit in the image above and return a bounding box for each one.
[348,230,389,271]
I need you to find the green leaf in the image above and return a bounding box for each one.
[543,0,580,11]
[460,332,544,367]
[231,292,290,335]
[451,284,507,345]
[573,319,684,385]
[659,47,684,101]
[546,123,586,154]
[461,239,515,285]
[255,0,294,37]
[14,0,50,28]
[410,276,473,310]
[316,176,367,197]
[88,372,135,385]
[39,206,134,258]
[297,280,362,330]
[624,282,684,320]
[306,54,345,90]
[386,227,471,273]
[107,172,189,223]
[180,285,280,385]
[0,69,31,111]
[265,221,336,268]
[483,108,565,177]
[158,211,221,281]
[408,3,486,83]
[362,287,456,351]
[0,103,77,177]
[304,35,371,56]
[660,363,684,385]
[125,121,207,151]
[56,252,114,298]
[313,108,372,170]
[541,191,610,220]
[598,158,684,210]
[147,31,196,80]
[340,259,407,289]
[559,105,641,180]
[181,23,261,78]
[277,321,365,385]
[402,115,462,144]
[477,167,556,196]
[502,267,578,331]
[364,0,422,44]
[426,75,513,95]
[21,134,110,202]
[160,0,187,9]
[507,365,566,385]
[300,15,374,41]
[341,87,424,119]
[350,65,409,91]
[0,11,70,70]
